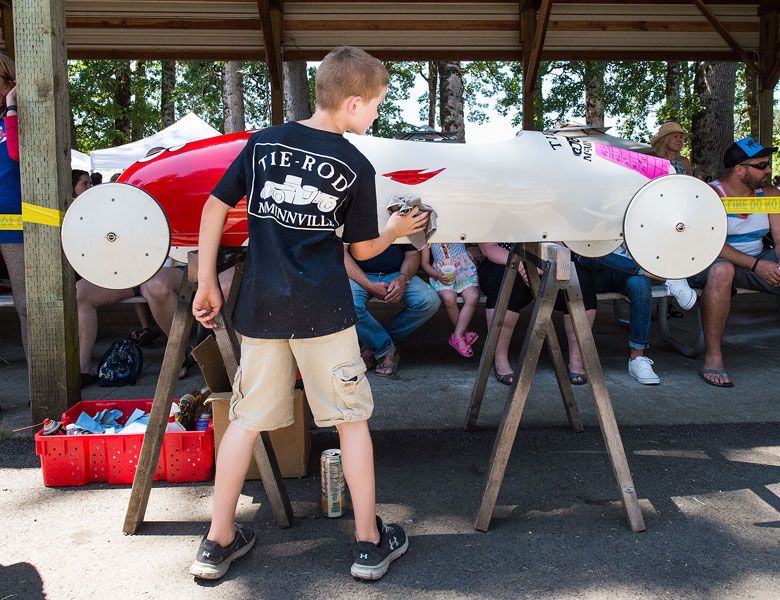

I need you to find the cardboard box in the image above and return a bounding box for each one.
[192,336,312,479]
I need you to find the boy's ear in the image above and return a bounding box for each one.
[344,95,362,114]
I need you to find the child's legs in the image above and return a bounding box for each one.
[208,423,261,545]
[454,285,479,338]
[291,326,378,543]
[438,289,459,328]
[336,420,379,543]
[208,336,297,545]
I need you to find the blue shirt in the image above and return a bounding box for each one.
[0,117,22,243]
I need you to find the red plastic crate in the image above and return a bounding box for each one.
[34,399,214,487]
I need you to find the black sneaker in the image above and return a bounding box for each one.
[351,516,409,581]
[189,523,256,580]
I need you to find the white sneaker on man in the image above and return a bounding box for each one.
[628,356,660,385]
[664,279,697,310]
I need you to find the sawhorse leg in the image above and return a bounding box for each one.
[474,244,645,533]
[123,253,292,534]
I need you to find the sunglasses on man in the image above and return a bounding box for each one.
[740,161,771,170]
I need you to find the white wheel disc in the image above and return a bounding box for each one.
[564,239,623,257]
[623,175,726,279]
[62,183,170,289]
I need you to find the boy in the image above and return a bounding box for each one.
[189,46,428,581]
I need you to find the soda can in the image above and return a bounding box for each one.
[195,412,212,431]
[320,449,346,518]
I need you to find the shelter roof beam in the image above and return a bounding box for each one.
[692,0,760,75]
[257,0,284,124]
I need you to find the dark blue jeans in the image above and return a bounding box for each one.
[578,254,653,350]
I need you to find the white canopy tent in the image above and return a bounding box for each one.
[89,112,220,174]
[71,149,91,171]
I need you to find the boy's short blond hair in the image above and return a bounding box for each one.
[315,46,388,111]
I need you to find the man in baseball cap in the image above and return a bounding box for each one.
[722,136,777,169]
[688,137,779,388]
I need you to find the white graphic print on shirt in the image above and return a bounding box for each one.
[248,142,357,231]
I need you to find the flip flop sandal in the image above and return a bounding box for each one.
[698,369,734,388]
[375,351,400,378]
[464,331,479,346]
[449,335,474,358]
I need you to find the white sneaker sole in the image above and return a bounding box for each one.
[189,536,256,580]
[674,290,697,311]
[350,538,409,581]
[630,372,660,385]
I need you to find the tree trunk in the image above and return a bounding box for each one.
[744,68,759,140]
[436,61,465,142]
[427,62,437,128]
[663,61,683,122]
[222,61,245,133]
[131,61,146,141]
[283,61,312,121]
[113,60,132,145]
[584,61,605,127]
[161,60,176,128]
[690,61,737,181]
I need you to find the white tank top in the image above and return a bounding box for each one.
[709,180,768,257]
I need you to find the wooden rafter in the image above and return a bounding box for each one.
[523,0,552,97]
[692,0,761,75]
[257,0,283,90]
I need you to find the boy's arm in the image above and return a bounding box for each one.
[192,195,232,328]
[349,208,429,261]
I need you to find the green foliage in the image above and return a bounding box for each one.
[372,61,422,138]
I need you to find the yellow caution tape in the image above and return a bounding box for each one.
[0,213,23,230]
[21,202,64,227]
[722,196,780,214]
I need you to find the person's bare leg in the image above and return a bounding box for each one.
[206,423,260,545]
[455,286,479,339]
[140,267,184,336]
[700,262,735,385]
[487,307,520,376]
[439,289,459,328]
[76,280,134,373]
[563,309,597,373]
[337,420,380,543]
[133,303,154,330]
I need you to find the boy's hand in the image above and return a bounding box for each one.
[193,280,222,329]
[386,207,429,240]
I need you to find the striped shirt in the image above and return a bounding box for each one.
[710,179,768,257]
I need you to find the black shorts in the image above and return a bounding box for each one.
[478,259,534,313]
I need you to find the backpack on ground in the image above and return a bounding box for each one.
[98,337,143,387]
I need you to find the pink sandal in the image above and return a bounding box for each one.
[449,335,474,358]
[464,331,479,347]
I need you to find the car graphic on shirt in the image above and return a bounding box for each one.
[260,175,340,212]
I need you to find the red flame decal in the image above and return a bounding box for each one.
[382,168,446,185]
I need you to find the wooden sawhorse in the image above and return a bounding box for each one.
[123,249,293,534]
[465,243,646,533]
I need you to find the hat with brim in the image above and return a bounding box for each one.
[651,122,688,146]
[723,137,778,168]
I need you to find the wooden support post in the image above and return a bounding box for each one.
[124,252,292,534]
[565,267,646,532]
[13,0,80,422]
[525,258,583,433]
[475,248,561,532]
[465,247,521,432]
[757,0,778,147]
[521,0,552,131]
[258,0,284,125]
[473,244,645,533]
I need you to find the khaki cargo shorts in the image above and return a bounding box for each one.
[229,326,374,431]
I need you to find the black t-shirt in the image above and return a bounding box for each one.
[212,122,379,338]
[355,244,416,275]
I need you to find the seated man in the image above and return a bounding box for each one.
[344,244,440,377]
[690,137,779,388]
[577,248,697,385]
